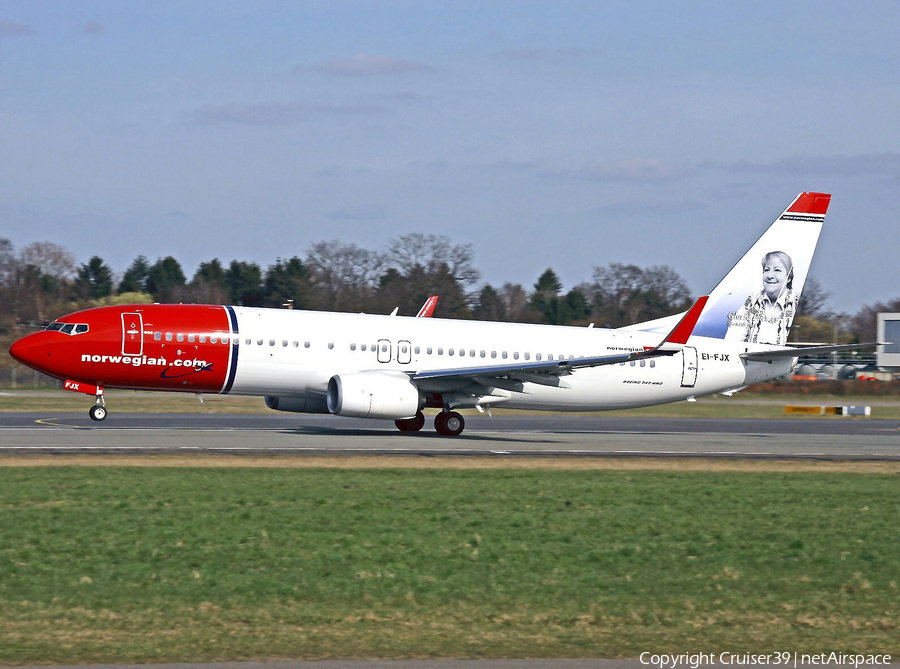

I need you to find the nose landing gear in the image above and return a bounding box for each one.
[88,392,107,421]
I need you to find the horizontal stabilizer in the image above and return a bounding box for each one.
[741,342,883,362]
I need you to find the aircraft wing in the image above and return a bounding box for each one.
[741,342,883,362]
[412,296,709,385]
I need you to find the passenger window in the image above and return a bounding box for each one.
[210,335,217,344]
[449,349,455,356]
[630,361,636,366]
[548,354,554,361]
[223,336,230,345]
[513,352,519,360]
[480,350,485,358]
[199,335,206,343]
[427,347,433,354]
[536,353,541,361]
[640,359,646,367]
[650,360,656,368]
[188,334,195,343]
[154,332,162,341]
[438,348,444,355]
[502,351,508,359]
[269,340,275,346]
[458,349,465,357]
[166,332,173,342]
[257,339,263,346]
[282,340,288,347]
[491,351,497,358]
[361,344,367,351]
[245,338,251,345]
[328,343,334,349]
[177,333,184,342]
[414,346,420,354]
[293,341,299,347]
[469,349,475,357]
[304,341,310,348]
[350,343,356,351]
[524,352,530,361]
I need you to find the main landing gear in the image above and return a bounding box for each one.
[434,410,465,437]
[394,410,466,436]
[394,411,426,433]
[89,393,107,422]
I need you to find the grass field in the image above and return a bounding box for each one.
[0,464,897,663]
[3,388,900,419]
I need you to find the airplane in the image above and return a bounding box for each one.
[9,192,871,436]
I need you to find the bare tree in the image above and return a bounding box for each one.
[18,241,77,281]
[796,276,831,320]
[387,233,480,287]
[306,240,385,311]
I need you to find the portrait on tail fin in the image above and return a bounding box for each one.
[725,250,798,345]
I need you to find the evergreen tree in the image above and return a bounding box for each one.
[74,256,113,300]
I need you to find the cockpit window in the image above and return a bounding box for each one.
[45,321,89,335]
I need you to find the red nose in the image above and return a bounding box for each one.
[8,333,49,373]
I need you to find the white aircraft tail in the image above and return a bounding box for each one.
[691,192,830,345]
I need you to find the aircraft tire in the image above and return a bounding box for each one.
[395,411,426,433]
[435,410,464,437]
[89,405,107,422]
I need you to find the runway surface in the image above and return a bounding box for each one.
[1,412,898,460]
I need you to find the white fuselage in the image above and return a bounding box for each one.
[228,308,789,410]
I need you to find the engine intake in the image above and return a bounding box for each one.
[326,372,422,419]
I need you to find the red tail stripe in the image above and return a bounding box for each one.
[787,192,831,215]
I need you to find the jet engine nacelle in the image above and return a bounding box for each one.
[264,394,329,414]
[326,372,423,419]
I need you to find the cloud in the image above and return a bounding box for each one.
[308,54,434,77]
[327,205,386,221]
[544,158,694,182]
[187,101,386,125]
[0,21,35,37]
[82,21,104,36]
[594,199,707,216]
[494,47,587,62]
[711,152,900,178]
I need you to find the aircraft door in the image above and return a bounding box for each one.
[377,339,392,363]
[397,340,412,364]
[121,312,144,356]
[681,346,698,388]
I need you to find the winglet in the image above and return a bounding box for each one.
[661,296,709,346]
[416,296,439,318]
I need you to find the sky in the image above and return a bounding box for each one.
[1,0,898,313]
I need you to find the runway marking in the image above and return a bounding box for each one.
[34,418,84,429]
